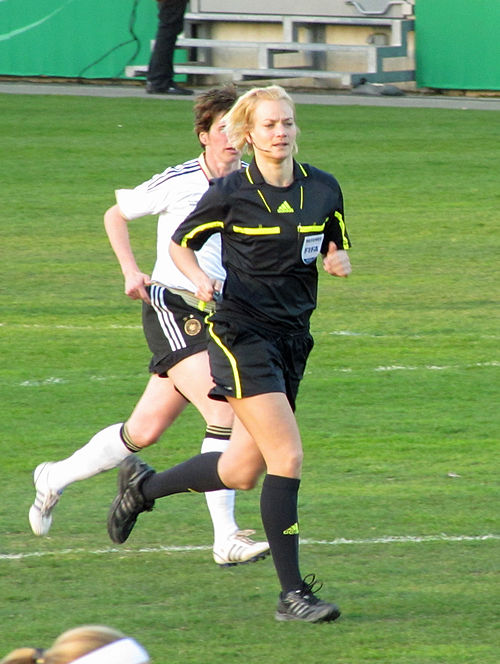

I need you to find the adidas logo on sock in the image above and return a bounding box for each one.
[283,522,299,535]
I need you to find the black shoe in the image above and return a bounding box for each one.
[275,575,341,623]
[146,83,194,96]
[107,456,155,544]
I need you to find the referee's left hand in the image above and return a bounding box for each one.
[322,241,351,277]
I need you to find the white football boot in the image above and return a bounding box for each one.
[213,529,270,567]
[29,462,62,536]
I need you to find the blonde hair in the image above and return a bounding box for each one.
[1,626,141,664]
[223,85,298,154]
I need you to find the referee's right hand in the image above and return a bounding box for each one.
[194,274,218,303]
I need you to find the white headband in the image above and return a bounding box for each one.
[71,638,149,664]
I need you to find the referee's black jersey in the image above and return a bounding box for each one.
[172,159,351,332]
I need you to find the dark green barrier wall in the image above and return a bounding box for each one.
[0,0,158,79]
[416,0,500,90]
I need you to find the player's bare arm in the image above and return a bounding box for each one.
[104,203,151,303]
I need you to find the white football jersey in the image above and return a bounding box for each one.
[115,154,226,292]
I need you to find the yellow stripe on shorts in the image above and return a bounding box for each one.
[206,316,242,399]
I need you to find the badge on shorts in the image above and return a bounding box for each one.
[301,233,324,264]
[184,316,202,336]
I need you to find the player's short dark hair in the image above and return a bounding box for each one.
[193,85,238,141]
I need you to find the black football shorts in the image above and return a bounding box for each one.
[142,284,210,376]
[206,314,313,411]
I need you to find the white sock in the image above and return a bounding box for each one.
[47,423,131,493]
[201,432,238,547]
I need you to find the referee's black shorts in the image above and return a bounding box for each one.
[142,284,209,376]
[206,315,314,411]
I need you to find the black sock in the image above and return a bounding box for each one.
[260,474,303,594]
[141,452,227,500]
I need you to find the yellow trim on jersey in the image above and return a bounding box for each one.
[233,225,281,235]
[248,164,307,213]
[298,222,325,233]
[206,316,242,399]
[180,221,224,247]
[256,189,272,212]
[334,210,350,249]
[245,167,272,212]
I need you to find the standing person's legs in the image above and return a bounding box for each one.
[147,0,190,92]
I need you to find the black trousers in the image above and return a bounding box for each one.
[147,0,188,87]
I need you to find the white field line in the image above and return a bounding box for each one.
[333,361,499,374]
[0,323,142,330]
[2,323,499,340]
[1,534,498,561]
[15,361,499,387]
[329,331,500,340]
[3,323,497,385]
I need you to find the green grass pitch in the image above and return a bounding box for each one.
[1,91,499,662]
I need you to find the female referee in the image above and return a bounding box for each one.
[107,85,352,623]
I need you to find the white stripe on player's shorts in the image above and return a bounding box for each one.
[1,534,497,561]
[150,284,186,351]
